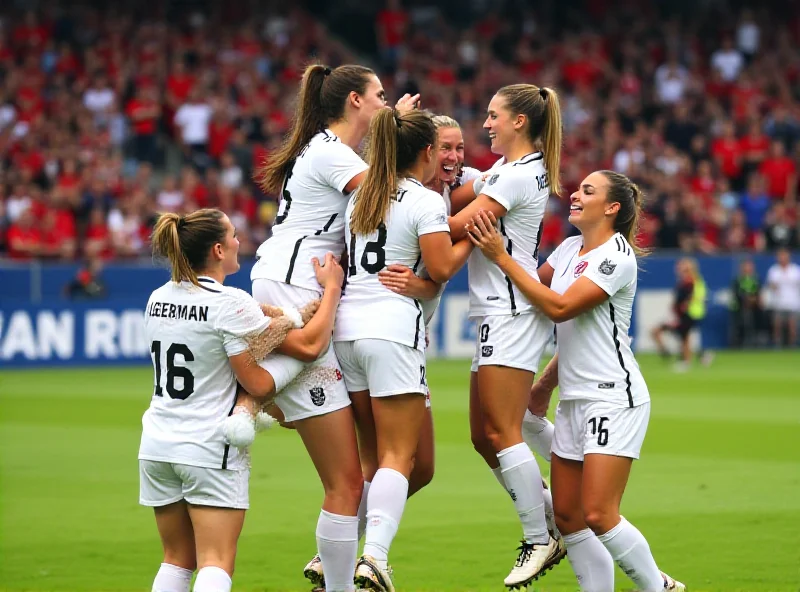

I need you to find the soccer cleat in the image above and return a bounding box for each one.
[354,554,395,592]
[503,536,565,589]
[662,571,687,591]
[303,553,324,591]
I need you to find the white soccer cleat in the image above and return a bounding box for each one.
[354,555,394,592]
[503,536,565,589]
[222,409,256,447]
[303,553,324,591]
[662,571,687,591]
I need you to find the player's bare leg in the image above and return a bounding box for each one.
[296,407,363,592]
[187,505,245,591]
[152,501,195,592]
[476,365,562,588]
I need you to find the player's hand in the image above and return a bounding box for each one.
[312,252,344,290]
[395,93,421,115]
[528,380,554,417]
[467,209,505,262]
[378,264,415,295]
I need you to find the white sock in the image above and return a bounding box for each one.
[541,485,559,538]
[522,410,554,461]
[497,443,549,544]
[316,510,358,592]
[357,480,372,541]
[193,566,231,592]
[563,529,615,592]
[152,563,193,592]
[363,468,408,566]
[491,466,506,489]
[597,517,664,591]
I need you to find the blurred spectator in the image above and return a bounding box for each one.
[729,259,764,347]
[174,88,213,171]
[765,248,800,346]
[64,258,107,300]
[759,141,797,201]
[711,37,744,82]
[126,86,161,166]
[739,175,772,232]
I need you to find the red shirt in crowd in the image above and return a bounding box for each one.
[126,99,159,135]
[711,137,742,179]
[376,9,408,48]
[6,223,41,260]
[759,156,797,199]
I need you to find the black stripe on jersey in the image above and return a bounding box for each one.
[285,236,308,284]
[321,130,338,143]
[197,282,222,294]
[221,387,241,469]
[609,302,633,407]
[499,219,517,316]
[406,178,424,188]
[412,254,422,274]
[413,299,423,349]
[512,152,544,166]
[314,213,338,236]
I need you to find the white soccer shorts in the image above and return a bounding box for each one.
[552,399,650,461]
[470,312,554,373]
[252,278,351,422]
[139,460,249,509]
[334,339,428,398]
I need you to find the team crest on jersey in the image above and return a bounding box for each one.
[598,259,617,275]
[334,369,343,381]
[487,174,499,185]
[309,387,326,406]
[482,345,494,357]
[574,261,588,277]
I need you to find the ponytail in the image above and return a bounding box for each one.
[539,87,563,196]
[351,108,437,236]
[257,63,376,195]
[351,108,397,235]
[599,170,647,257]
[151,209,228,284]
[496,84,563,196]
[258,64,328,194]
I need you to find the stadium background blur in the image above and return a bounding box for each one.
[1,1,799,591]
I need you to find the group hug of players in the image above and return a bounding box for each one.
[138,63,687,592]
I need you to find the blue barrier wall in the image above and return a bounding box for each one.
[1,252,796,368]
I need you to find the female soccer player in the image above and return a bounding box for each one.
[140,209,343,592]
[334,108,472,591]
[242,63,419,592]
[443,85,565,588]
[467,170,686,592]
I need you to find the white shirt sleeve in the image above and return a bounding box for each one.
[583,250,637,296]
[546,241,564,269]
[459,166,483,184]
[766,266,779,288]
[479,170,524,212]
[313,142,369,194]
[415,196,450,236]
[216,289,272,357]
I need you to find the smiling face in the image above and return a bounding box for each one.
[435,126,464,185]
[568,171,619,231]
[484,93,521,156]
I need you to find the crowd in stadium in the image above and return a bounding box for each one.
[1,0,799,262]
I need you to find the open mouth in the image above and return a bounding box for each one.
[569,204,583,214]
[488,132,497,141]
[442,164,456,175]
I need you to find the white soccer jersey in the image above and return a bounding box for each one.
[252,129,369,291]
[334,178,450,350]
[468,152,549,317]
[138,276,271,470]
[547,234,649,407]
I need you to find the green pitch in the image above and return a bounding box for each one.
[1,353,799,591]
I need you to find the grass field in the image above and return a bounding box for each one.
[1,352,799,591]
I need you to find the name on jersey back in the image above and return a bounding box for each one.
[147,301,209,322]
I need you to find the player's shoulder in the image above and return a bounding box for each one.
[550,235,582,263]
[309,130,361,158]
[219,284,256,305]
[594,234,638,271]
[399,178,443,206]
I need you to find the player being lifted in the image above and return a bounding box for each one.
[468,170,687,592]
[333,108,472,592]
[225,63,419,592]
[445,85,566,588]
[140,209,342,592]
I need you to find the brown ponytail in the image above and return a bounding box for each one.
[151,209,227,285]
[350,109,436,236]
[496,84,563,196]
[599,170,647,257]
[258,63,375,195]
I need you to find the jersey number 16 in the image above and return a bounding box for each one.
[150,341,195,400]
